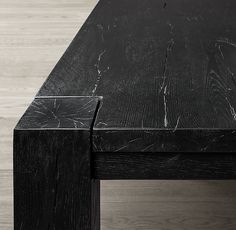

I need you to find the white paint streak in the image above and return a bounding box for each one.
[128,138,142,143]
[164,85,168,127]
[226,97,236,121]
[53,98,57,109]
[217,38,236,48]
[79,121,84,126]
[73,120,78,128]
[92,50,106,95]
[97,122,108,126]
[159,39,174,93]
[19,222,23,230]
[114,145,128,152]
[173,116,180,132]
[35,110,46,115]
[57,119,61,128]
[167,22,174,34]
[142,143,155,152]
[218,45,224,59]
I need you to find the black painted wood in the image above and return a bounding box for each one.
[16,97,98,129]
[35,0,236,152]
[94,152,236,179]
[14,97,100,230]
[14,1,236,229]
[93,129,236,152]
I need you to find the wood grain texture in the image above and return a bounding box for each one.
[93,129,236,152]
[14,98,100,230]
[101,201,236,230]
[94,152,236,179]
[34,0,236,152]
[2,0,236,230]
[3,170,236,230]
[16,97,98,129]
[0,0,99,170]
[0,170,13,230]
[101,180,236,230]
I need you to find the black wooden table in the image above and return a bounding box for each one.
[14,0,236,229]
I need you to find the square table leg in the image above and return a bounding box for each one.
[14,97,100,230]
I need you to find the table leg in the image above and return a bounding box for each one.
[14,129,100,230]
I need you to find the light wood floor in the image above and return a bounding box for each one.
[1,0,236,229]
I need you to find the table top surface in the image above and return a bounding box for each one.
[31,0,236,152]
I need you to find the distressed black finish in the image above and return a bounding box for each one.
[16,97,98,129]
[94,152,236,179]
[93,129,236,152]
[14,0,236,229]
[36,0,236,152]
[14,98,100,230]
